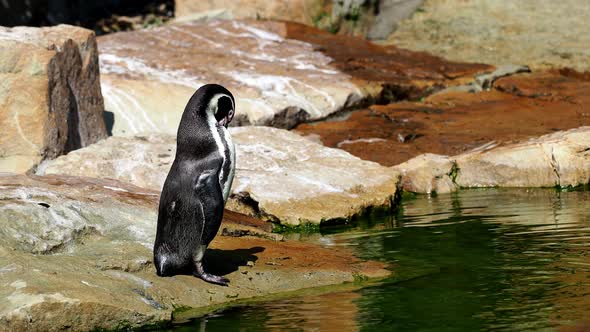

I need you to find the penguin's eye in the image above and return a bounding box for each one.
[215,96,234,122]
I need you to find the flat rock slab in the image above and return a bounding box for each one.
[295,71,590,166]
[389,0,590,71]
[39,127,400,226]
[0,25,107,173]
[97,19,492,135]
[0,174,388,331]
[395,127,590,193]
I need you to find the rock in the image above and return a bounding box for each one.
[395,127,590,193]
[0,25,107,174]
[394,154,458,194]
[175,0,425,41]
[284,21,493,101]
[227,127,400,225]
[97,19,492,135]
[455,127,590,189]
[296,71,590,167]
[40,127,400,225]
[98,20,363,134]
[175,0,324,26]
[0,174,388,331]
[389,0,590,71]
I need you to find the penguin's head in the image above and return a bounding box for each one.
[182,84,236,131]
[197,84,235,128]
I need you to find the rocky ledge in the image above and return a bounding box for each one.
[97,19,492,135]
[396,127,590,193]
[296,70,590,164]
[0,174,388,331]
[38,127,401,226]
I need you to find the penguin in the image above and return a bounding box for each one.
[153,84,236,286]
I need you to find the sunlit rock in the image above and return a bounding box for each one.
[97,19,491,135]
[389,0,590,71]
[0,25,107,173]
[0,174,388,330]
[396,127,590,193]
[40,127,400,225]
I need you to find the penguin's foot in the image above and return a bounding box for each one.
[194,262,230,286]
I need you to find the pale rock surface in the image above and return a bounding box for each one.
[390,0,590,71]
[40,127,400,225]
[0,174,388,331]
[0,25,107,173]
[393,153,458,194]
[175,0,324,26]
[455,127,590,189]
[175,0,425,41]
[97,20,363,135]
[396,127,590,193]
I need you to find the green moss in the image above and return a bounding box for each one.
[448,162,460,183]
[352,273,369,284]
[272,222,321,235]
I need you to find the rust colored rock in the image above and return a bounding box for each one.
[0,25,108,173]
[296,71,590,167]
[284,22,494,101]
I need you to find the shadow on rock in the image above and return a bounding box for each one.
[203,246,265,276]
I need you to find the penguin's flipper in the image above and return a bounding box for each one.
[192,167,229,286]
[194,167,225,247]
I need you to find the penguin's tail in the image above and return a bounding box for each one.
[154,249,184,277]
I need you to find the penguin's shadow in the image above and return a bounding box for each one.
[203,246,265,276]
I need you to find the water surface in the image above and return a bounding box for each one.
[171,189,590,331]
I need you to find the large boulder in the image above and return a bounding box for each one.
[389,0,590,71]
[97,19,492,135]
[0,25,107,173]
[394,127,590,193]
[39,127,401,225]
[0,174,388,330]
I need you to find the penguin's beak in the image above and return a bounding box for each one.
[218,109,234,128]
[218,116,229,128]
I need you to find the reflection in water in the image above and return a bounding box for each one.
[170,189,590,331]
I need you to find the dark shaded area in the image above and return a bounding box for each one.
[156,246,265,278]
[204,246,265,277]
[0,0,173,35]
[64,83,82,153]
[103,110,115,136]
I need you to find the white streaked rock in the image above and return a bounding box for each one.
[98,20,363,135]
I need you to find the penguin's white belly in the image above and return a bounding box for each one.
[219,126,235,202]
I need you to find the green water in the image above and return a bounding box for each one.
[170,189,590,331]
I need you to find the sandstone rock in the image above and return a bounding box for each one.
[389,0,590,71]
[40,127,400,225]
[296,71,590,167]
[395,127,590,193]
[393,153,457,194]
[455,127,590,189]
[0,25,107,174]
[97,19,492,135]
[0,174,388,330]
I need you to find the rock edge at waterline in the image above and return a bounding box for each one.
[0,174,389,331]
